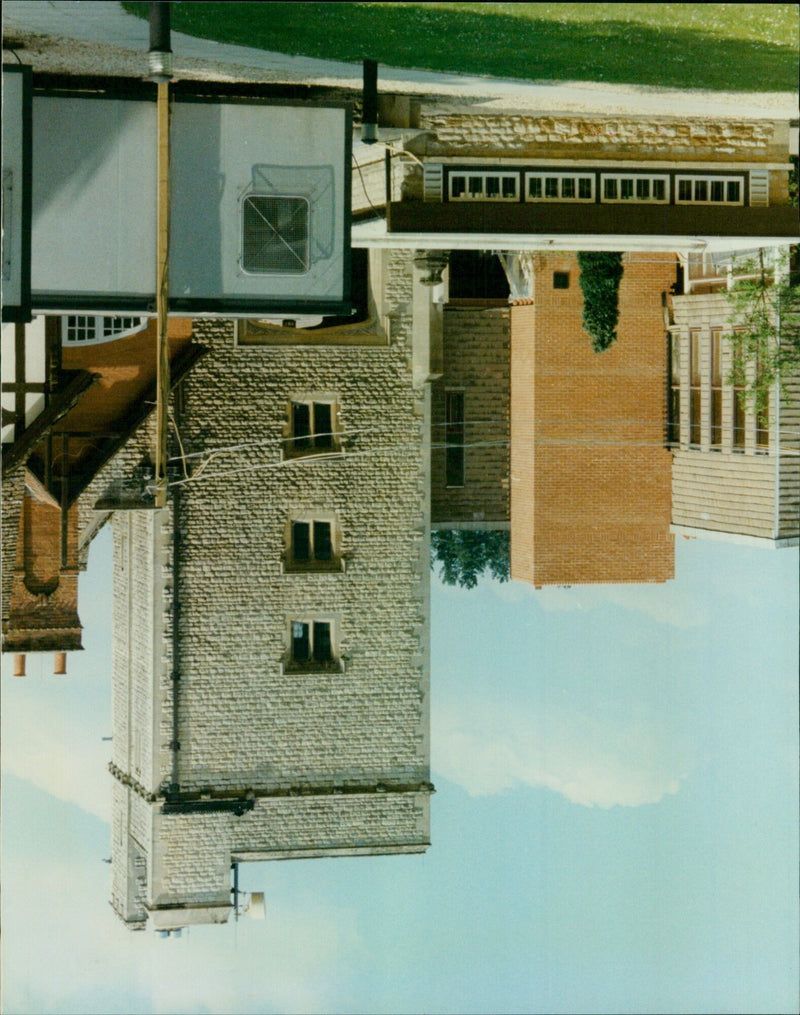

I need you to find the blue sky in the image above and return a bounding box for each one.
[2,527,798,1014]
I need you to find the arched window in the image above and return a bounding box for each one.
[62,316,147,345]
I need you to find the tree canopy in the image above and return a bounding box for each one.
[430,529,509,589]
[725,247,800,414]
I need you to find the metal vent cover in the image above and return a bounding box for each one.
[241,195,310,274]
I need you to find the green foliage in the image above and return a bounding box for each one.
[120,3,798,91]
[726,248,800,414]
[577,252,624,353]
[430,530,509,590]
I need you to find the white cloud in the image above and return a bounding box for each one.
[432,694,692,808]
[3,850,360,1015]
[1,668,111,822]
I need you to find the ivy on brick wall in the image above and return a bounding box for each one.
[577,252,624,352]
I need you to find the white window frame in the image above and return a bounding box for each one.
[599,174,670,204]
[524,172,595,202]
[61,315,147,346]
[448,171,520,202]
[675,175,744,206]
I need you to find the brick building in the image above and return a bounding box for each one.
[109,249,433,932]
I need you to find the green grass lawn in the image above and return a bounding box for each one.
[122,2,799,92]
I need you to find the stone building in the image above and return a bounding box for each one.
[109,249,434,932]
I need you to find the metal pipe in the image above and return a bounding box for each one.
[362,60,378,144]
[148,2,173,82]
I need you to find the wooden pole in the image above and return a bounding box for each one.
[154,80,170,508]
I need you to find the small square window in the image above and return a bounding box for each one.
[603,178,618,201]
[553,271,570,290]
[287,518,340,572]
[561,178,575,199]
[578,178,593,200]
[545,177,559,199]
[502,177,517,198]
[528,177,542,199]
[287,401,338,457]
[287,619,340,672]
[451,176,466,198]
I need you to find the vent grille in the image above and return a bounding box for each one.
[749,170,769,207]
[242,196,309,274]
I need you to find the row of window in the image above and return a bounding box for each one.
[668,330,769,450]
[63,315,146,344]
[447,171,745,206]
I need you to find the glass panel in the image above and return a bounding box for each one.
[690,331,701,386]
[711,390,722,446]
[313,622,332,662]
[620,179,634,200]
[690,390,701,445]
[502,177,516,198]
[578,178,592,200]
[545,178,558,199]
[727,180,740,203]
[292,622,310,661]
[710,180,724,203]
[486,176,500,197]
[561,178,575,199]
[653,179,666,201]
[603,178,618,200]
[313,521,332,560]
[451,176,466,198]
[445,391,465,487]
[468,176,483,196]
[292,522,311,561]
[733,391,746,448]
[314,402,333,449]
[678,179,692,201]
[695,180,708,201]
[528,177,542,199]
[636,178,650,200]
[292,402,311,448]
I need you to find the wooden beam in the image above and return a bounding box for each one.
[1,370,97,476]
[154,79,170,508]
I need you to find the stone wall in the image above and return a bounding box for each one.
[416,112,788,162]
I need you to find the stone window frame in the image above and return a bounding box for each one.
[282,615,343,674]
[283,511,345,574]
[283,394,342,460]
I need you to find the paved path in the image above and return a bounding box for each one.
[3,0,797,118]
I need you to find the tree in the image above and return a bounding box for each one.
[725,247,800,415]
[430,530,509,589]
[577,251,624,352]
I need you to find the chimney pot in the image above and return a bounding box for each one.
[54,652,67,675]
[13,654,26,677]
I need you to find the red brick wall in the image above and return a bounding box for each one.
[511,253,675,586]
